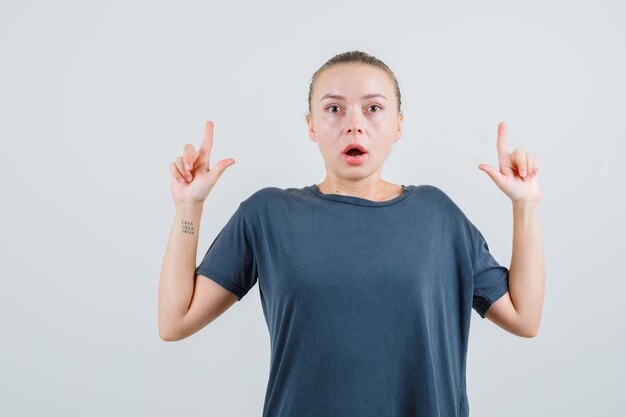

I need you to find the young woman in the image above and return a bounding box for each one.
[158,50,544,417]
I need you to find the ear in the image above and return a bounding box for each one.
[306,113,318,142]
[393,112,404,142]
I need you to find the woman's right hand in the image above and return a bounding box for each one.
[169,120,235,207]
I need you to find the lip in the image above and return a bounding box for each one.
[342,143,368,154]
[343,152,368,165]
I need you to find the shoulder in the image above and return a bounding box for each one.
[413,184,472,226]
[241,186,287,206]
[415,185,485,251]
[414,184,448,199]
[415,184,460,210]
[238,186,297,217]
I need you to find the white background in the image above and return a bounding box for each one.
[1,0,624,415]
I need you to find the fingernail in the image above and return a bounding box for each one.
[178,177,184,184]
[185,162,191,170]
[186,175,192,182]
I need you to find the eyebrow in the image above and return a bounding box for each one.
[319,93,388,102]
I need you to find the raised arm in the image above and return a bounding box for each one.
[157,120,237,341]
[478,121,545,337]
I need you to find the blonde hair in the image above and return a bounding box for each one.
[307,50,402,115]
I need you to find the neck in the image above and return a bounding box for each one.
[316,177,401,201]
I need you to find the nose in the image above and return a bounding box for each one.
[345,125,363,136]
[344,111,364,136]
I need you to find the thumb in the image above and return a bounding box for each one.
[210,158,236,180]
[478,163,502,186]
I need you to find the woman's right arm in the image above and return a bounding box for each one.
[158,202,238,341]
[157,120,237,341]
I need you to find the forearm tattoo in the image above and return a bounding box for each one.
[181,220,195,235]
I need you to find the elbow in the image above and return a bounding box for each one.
[519,329,536,338]
[159,331,179,342]
[518,323,540,338]
[159,319,194,342]
[160,328,188,342]
[514,308,542,338]
[158,322,184,342]
[158,311,187,341]
[159,327,178,342]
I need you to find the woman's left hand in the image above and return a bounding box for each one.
[478,121,541,204]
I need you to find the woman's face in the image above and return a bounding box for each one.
[306,63,403,181]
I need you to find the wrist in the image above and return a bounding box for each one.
[512,199,540,207]
[175,201,204,213]
[512,200,541,215]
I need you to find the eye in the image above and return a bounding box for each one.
[368,104,383,112]
[326,105,341,113]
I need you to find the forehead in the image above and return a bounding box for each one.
[314,64,393,97]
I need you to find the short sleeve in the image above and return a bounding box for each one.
[470,225,510,319]
[195,203,258,301]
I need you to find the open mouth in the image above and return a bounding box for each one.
[343,143,368,156]
[346,148,364,156]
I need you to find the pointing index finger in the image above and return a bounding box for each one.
[497,121,508,158]
[198,120,214,168]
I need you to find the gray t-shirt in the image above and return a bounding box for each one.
[195,184,509,417]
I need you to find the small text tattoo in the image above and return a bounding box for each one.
[181,220,195,235]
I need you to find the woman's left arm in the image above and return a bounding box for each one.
[478,121,545,337]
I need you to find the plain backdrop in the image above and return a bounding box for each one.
[1,0,624,416]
